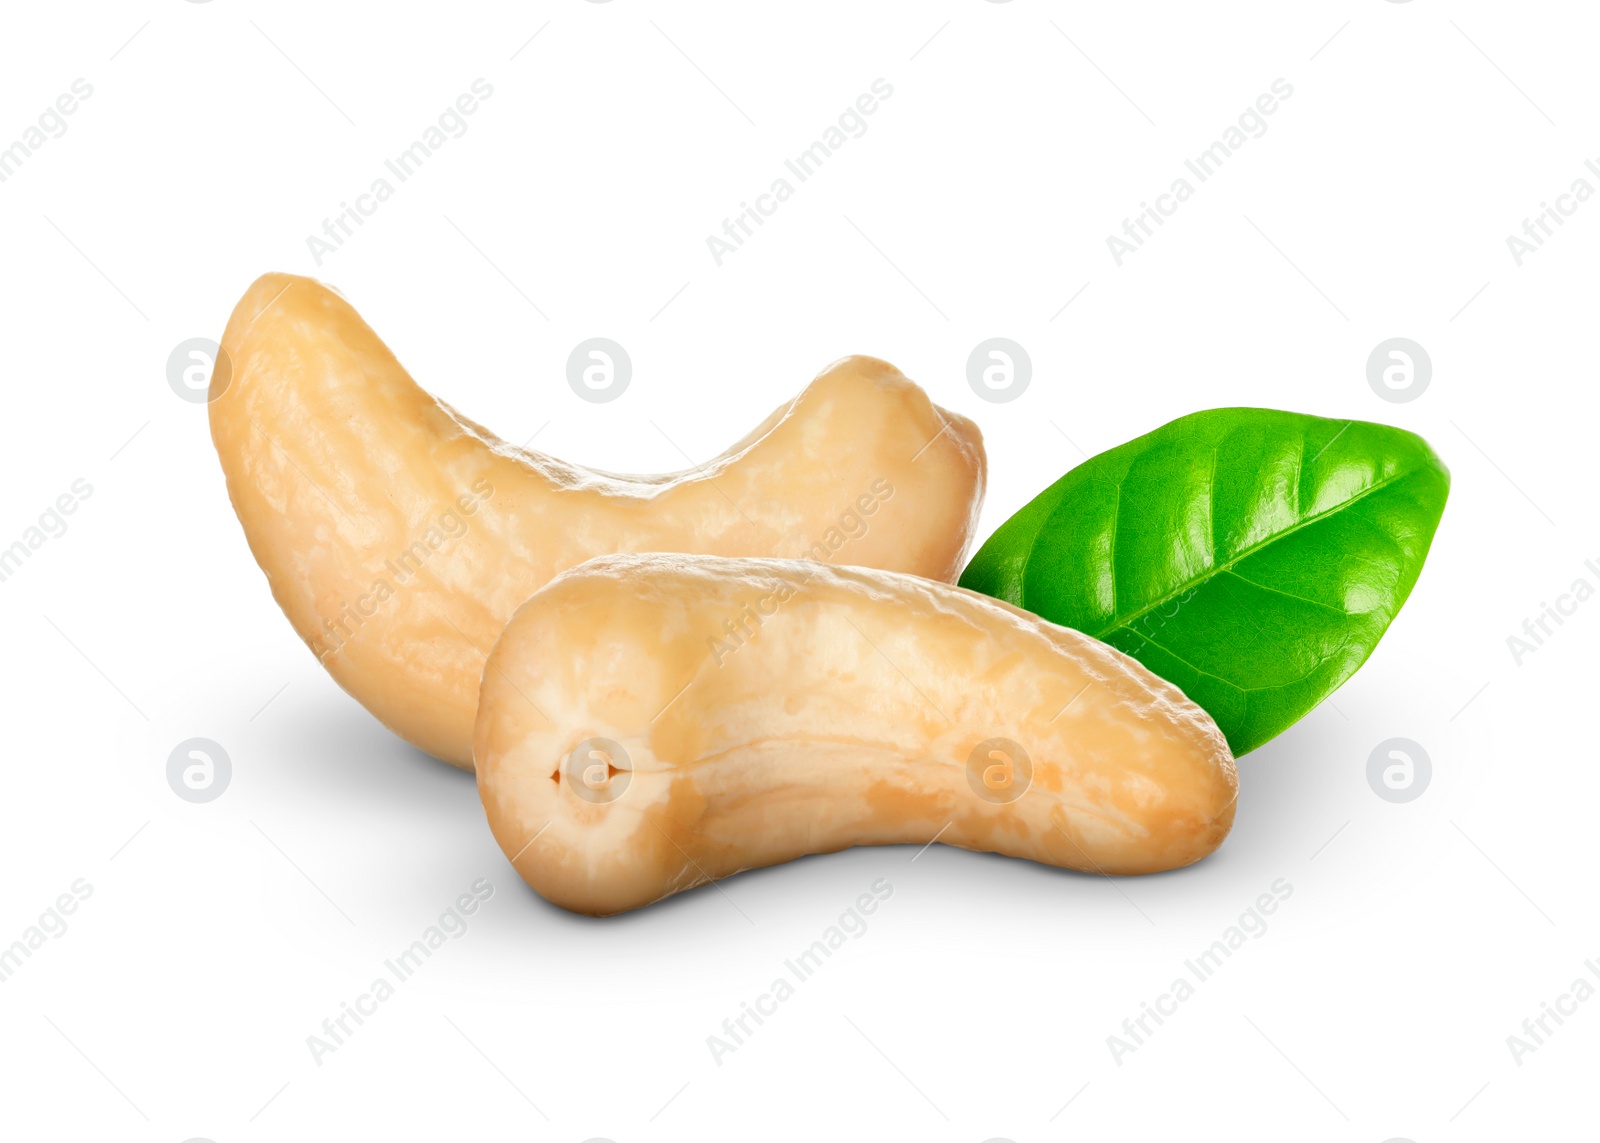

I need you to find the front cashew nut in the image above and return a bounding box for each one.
[210,274,986,768]
[474,554,1239,916]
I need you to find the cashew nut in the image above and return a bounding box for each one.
[474,554,1238,915]
[210,274,986,768]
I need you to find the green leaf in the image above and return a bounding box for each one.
[960,409,1449,755]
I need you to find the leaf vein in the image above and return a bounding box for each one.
[1221,570,1350,615]
[1090,463,1424,640]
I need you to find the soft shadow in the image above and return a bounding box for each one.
[260,694,1311,930]
[497,836,1225,936]
[258,694,478,812]
[1227,717,1351,858]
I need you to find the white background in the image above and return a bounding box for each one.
[0,1,1593,1140]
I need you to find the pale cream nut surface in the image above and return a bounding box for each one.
[210,274,986,768]
[475,554,1239,916]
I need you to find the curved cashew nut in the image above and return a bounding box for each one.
[475,554,1238,916]
[210,275,986,768]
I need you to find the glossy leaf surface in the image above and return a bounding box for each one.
[960,409,1450,755]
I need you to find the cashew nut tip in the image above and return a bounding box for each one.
[209,273,987,769]
[473,554,1238,916]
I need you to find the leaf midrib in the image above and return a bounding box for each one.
[1050,458,1426,642]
